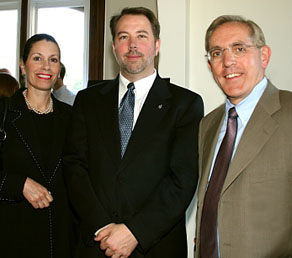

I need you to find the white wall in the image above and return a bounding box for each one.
[157,0,189,87]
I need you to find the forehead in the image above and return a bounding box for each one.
[30,40,59,55]
[209,22,253,47]
[116,14,152,34]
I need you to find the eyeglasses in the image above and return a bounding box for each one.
[206,43,260,63]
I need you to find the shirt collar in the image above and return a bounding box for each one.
[119,70,157,96]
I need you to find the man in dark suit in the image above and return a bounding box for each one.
[64,7,203,258]
[195,15,292,258]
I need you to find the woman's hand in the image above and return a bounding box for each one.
[22,177,53,209]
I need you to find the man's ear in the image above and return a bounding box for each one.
[207,60,212,71]
[261,45,271,69]
[155,39,161,56]
[112,42,116,55]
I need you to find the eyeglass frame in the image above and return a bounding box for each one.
[206,42,262,63]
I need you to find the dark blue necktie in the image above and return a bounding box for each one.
[200,107,238,258]
[119,83,135,157]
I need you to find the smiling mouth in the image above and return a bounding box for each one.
[37,73,52,79]
[225,73,241,79]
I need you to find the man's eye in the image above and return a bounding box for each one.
[138,34,147,39]
[211,50,222,58]
[119,35,128,40]
[234,45,246,53]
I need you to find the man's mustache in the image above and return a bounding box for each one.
[124,51,143,57]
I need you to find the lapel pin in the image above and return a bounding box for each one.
[158,104,163,109]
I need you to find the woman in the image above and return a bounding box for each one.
[0,34,73,258]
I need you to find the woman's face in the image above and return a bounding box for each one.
[20,40,60,92]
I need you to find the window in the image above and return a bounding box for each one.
[0,0,21,77]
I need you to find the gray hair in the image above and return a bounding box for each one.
[205,15,266,52]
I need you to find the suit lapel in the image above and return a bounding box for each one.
[198,106,225,199]
[119,75,171,171]
[12,111,43,166]
[222,82,280,193]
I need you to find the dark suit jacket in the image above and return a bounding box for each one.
[0,90,73,258]
[64,74,204,257]
[195,81,292,258]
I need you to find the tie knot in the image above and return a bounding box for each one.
[228,107,238,119]
[127,82,135,90]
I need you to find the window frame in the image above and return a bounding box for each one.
[0,0,22,77]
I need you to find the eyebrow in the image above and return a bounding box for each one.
[136,30,149,34]
[209,46,222,51]
[209,41,246,51]
[117,30,149,36]
[30,52,59,57]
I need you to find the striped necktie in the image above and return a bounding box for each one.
[119,82,135,157]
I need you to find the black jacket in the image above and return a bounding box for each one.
[0,90,73,258]
[64,74,204,257]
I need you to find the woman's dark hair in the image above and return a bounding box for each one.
[22,33,61,64]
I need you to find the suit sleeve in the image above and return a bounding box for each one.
[125,93,204,252]
[63,92,111,246]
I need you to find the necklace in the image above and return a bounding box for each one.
[23,89,53,115]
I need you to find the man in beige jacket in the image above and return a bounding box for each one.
[195,15,292,258]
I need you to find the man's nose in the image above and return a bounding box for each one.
[129,37,137,49]
[222,48,236,67]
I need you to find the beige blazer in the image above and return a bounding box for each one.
[195,81,292,258]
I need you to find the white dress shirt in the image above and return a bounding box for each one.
[118,70,157,128]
